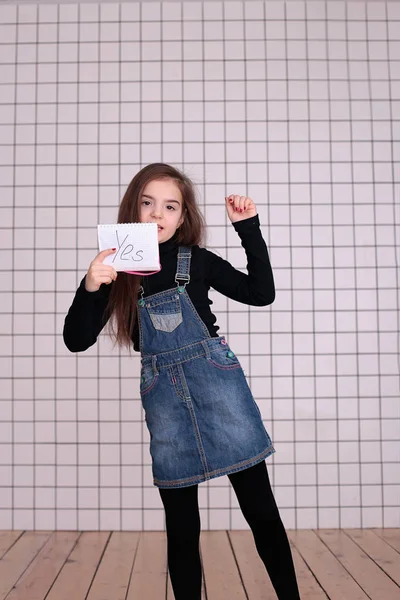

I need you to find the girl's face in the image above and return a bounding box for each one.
[139,178,184,244]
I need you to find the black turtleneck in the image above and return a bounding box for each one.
[63,215,275,353]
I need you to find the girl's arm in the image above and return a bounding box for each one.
[63,277,111,352]
[203,195,275,306]
[63,248,117,352]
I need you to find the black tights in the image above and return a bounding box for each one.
[159,461,300,600]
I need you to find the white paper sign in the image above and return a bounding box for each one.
[97,223,160,272]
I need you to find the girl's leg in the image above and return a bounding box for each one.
[228,461,300,600]
[159,483,202,600]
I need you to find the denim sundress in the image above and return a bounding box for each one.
[138,246,275,488]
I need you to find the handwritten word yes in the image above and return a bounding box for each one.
[112,230,144,263]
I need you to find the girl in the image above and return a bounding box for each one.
[63,163,300,600]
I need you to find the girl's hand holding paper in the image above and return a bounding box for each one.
[85,248,118,292]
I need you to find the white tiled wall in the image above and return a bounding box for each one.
[0,1,399,531]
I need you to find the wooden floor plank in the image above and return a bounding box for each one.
[229,530,276,599]
[126,532,167,600]
[318,529,400,600]
[289,530,369,600]
[45,532,110,600]
[0,532,23,560]
[0,532,51,600]
[290,542,329,599]
[372,528,400,554]
[86,532,140,600]
[0,529,397,600]
[5,532,79,600]
[345,529,400,587]
[201,531,246,599]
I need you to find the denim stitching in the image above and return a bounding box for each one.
[140,373,159,397]
[185,398,210,476]
[154,445,275,488]
[207,359,242,371]
[146,295,180,309]
[141,336,224,359]
[143,349,239,371]
[141,337,227,365]
[168,365,187,402]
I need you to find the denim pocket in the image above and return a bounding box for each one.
[140,367,159,397]
[208,346,242,370]
[147,297,183,333]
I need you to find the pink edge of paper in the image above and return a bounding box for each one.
[124,265,162,276]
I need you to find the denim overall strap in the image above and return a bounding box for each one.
[175,246,191,292]
[137,243,211,354]
[137,246,191,302]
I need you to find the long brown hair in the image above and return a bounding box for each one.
[105,163,206,349]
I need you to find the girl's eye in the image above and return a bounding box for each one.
[141,200,176,211]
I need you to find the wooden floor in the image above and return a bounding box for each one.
[0,529,399,599]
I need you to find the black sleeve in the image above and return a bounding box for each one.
[63,276,111,352]
[202,214,275,306]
